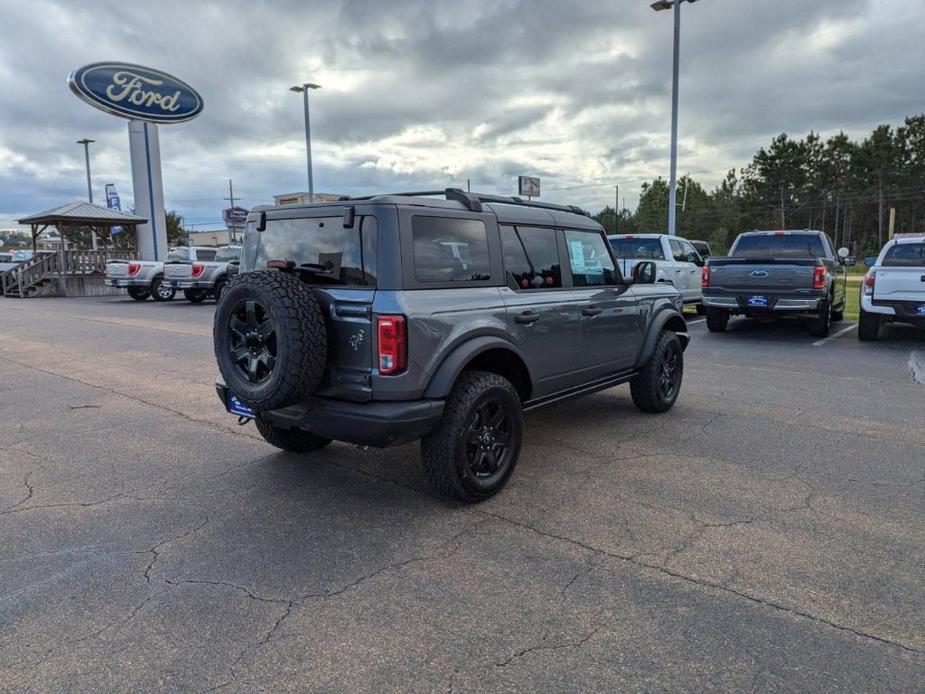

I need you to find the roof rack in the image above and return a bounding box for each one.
[341,188,591,217]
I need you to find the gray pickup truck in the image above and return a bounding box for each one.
[702,230,852,337]
[164,245,240,303]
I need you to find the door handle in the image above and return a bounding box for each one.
[582,306,603,317]
[675,268,683,273]
[514,311,540,324]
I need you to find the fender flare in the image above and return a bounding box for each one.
[635,307,689,368]
[423,336,533,399]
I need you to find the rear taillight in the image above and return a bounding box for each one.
[701,266,710,288]
[812,265,826,290]
[127,262,141,276]
[191,263,205,278]
[377,315,407,376]
[863,272,876,296]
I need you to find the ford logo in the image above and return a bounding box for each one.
[751,270,769,278]
[68,62,203,124]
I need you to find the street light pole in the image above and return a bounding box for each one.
[290,83,321,201]
[76,138,98,251]
[651,0,697,236]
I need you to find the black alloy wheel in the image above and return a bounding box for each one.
[228,300,277,384]
[658,342,682,400]
[464,396,515,487]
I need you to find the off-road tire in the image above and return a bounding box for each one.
[150,277,175,302]
[127,286,150,301]
[184,289,207,303]
[706,308,729,333]
[630,330,684,414]
[421,370,523,504]
[254,414,331,453]
[858,305,880,341]
[809,299,832,338]
[214,271,327,411]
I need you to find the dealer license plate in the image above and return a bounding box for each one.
[747,296,769,308]
[226,393,255,418]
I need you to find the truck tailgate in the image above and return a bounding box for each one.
[106,261,129,278]
[873,267,925,303]
[164,263,192,280]
[708,259,816,293]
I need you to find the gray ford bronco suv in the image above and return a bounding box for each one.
[213,189,689,502]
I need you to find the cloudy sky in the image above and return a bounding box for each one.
[1,0,923,230]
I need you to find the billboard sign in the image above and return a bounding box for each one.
[518,176,540,198]
[223,206,249,227]
[67,62,204,124]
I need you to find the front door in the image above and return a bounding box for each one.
[563,228,641,379]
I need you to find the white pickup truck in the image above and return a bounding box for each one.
[859,235,925,340]
[608,233,704,310]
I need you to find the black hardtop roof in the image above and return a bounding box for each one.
[252,188,601,231]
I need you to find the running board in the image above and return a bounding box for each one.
[523,370,637,413]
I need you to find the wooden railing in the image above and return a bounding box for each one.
[1,249,137,297]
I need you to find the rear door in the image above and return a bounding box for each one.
[678,239,703,301]
[251,212,378,401]
[564,228,640,378]
[500,225,582,396]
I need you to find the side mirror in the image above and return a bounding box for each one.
[633,261,657,284]
[837,247,850,259]
[864,256,877,267]
[843,256,856,267]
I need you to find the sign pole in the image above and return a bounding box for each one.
[128,120,168,261]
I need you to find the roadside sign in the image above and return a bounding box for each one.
[518,176,540,198]
[223,206,249,228]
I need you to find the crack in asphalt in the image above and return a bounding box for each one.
[194,520,487,692]
[494,627,602,667]
[2,470,35,512]
[142,516,215,584]
[478,511,922,656]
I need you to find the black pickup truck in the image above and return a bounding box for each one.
[702,230,853,337]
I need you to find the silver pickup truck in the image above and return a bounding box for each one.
[702,230,853,337]
[106,258,172,301]
[164,245,240,303]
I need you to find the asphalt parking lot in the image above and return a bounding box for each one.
[1,296,923,692]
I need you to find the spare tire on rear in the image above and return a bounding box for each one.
[213,271,327,411]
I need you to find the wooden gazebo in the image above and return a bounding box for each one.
[17,200,148,251]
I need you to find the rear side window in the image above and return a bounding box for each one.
[565,230,618,286]
[412,217,490,282]
[732,234,826,259]
[501,226,562,290]
[611,238,665,260]
[669,239,686,262]
[214,247,240,263]
[254,215,376,287]
[882,243,925,267]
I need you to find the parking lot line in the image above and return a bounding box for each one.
[812,322,857,347]
[686,318,706,325]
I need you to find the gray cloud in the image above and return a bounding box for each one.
[1,0,923,228]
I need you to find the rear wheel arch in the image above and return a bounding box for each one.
[423,338,533,402]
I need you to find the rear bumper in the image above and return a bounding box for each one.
[105,278,148,288]
[703,292,823,313]
[865,293,925,324]
[216,384,444,448]
[168,279,211,290]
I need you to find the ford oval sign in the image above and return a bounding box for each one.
[67,62,203,124]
